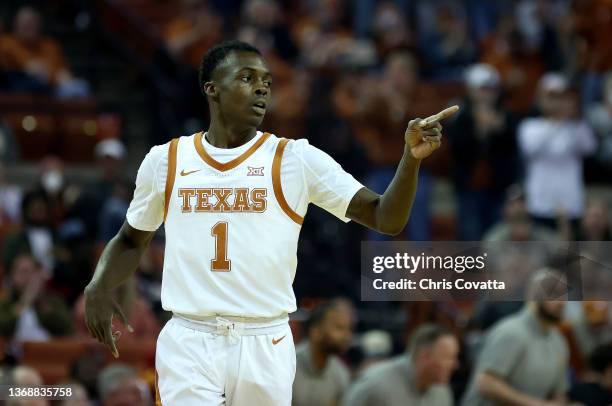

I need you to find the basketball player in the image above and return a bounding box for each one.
[84,40,458,405]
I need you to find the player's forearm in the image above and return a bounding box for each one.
[85,226,152,294]
[375,147,421,235]
[477,372,547,406]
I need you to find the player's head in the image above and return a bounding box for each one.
[199,41,270,128]
[409,323,459,386]
[307,299,355,355]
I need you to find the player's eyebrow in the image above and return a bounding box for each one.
[236,67,272,79]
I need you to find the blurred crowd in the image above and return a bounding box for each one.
[0,0,611,405]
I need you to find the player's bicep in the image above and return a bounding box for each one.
[345,187,380,229]
[299,140,364,222]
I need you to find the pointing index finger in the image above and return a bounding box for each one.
[421,105,460,127]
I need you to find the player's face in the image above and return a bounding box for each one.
[212,51,272,128]
[320,309,353,354]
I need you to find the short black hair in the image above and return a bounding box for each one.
[198,40,262,96]
[408,323,453,355]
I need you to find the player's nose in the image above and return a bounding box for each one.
[255,86,268,97]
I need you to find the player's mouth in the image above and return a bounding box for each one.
[252,101,266,115]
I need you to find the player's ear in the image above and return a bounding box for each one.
[204,81,218,98]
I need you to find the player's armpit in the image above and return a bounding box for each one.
[120,222,156,248]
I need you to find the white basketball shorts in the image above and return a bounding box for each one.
[155,314,296,406]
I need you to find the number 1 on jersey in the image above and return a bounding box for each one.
[211,221,231,272]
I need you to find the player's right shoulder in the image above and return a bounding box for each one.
[142,137,184,168]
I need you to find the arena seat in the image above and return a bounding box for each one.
[3,113,58,160]
[22,339,90,365]
[22,338,158,384]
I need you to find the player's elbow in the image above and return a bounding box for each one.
[378,223,405,236]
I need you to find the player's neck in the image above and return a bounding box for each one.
[206,120,258,149]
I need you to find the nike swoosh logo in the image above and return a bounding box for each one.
[180,169,201,176]
[272,335,287,345]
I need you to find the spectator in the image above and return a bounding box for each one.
[6,365,48,406]
[357,329,393,374]
[370,2,416,59]
[569,343,612,406]
[292,299,355,406]
[419,5,477,80]
[448,64,519,240]
[71,139,127,240]
[518,73,596,229]
[574,198,611,241]
[560,301,612,378]
[0,253,72,341]
[36,156,68,226]
[164,0,223,69]
[59,382,92,406]
[586,71,612,182]
[2,190,56,274]
[341,323,458,406]
[480,14,545,112]
[462,269,570,406]
[97,364,151,406]
[483,184,558,242]
[0,6,89,98]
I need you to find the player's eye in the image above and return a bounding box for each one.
[241,76,250,83]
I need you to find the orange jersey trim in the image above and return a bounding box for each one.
[164,138,179,222]
[155,371,163,406]
[272,138,304,225]
[194,131,271,172]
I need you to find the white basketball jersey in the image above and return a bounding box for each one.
[162,131,302,318]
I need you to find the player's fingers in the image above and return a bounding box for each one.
[103,323,119,358]
[427,138,442,149]
[421,105,459,127]
[422,127,442,139]
[90,322,103,343]
[85,321,97,340]
[407,118,423,130]
[93,321,105,343]
[113,301,133,333]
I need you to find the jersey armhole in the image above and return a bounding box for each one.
[163,138,179,222]
[272,138,304,225]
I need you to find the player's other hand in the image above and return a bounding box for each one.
[84,285,133,358]
[405,105,459,160]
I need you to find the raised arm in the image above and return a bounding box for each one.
[346,106,459,235]
[84,221,155,357]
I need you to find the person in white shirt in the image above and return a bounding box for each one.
[83,40,458,405]
[518,73,596,229]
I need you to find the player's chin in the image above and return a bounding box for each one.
[245,112,265,127]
